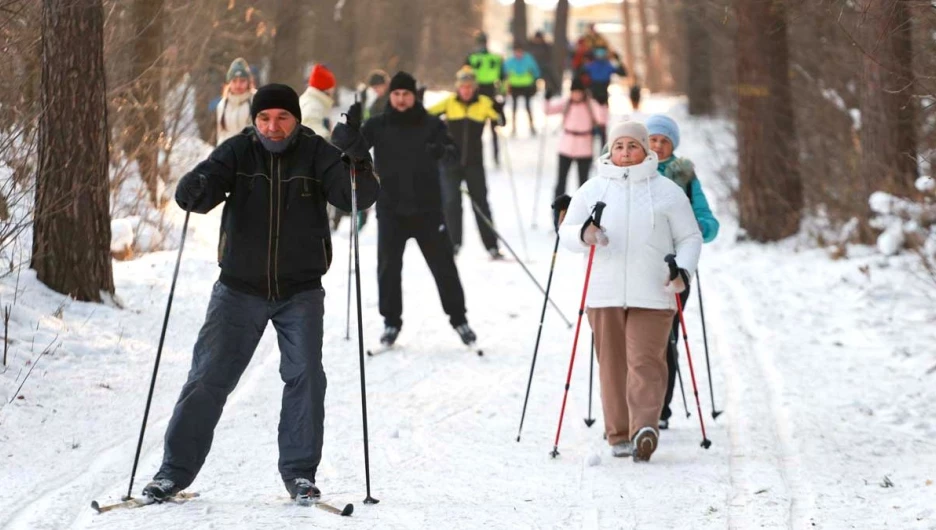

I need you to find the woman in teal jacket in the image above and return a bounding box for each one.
[645,113,719,429]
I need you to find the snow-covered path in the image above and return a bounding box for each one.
[1,94,933,529]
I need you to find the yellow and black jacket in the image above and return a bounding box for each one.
[427,93,500,167]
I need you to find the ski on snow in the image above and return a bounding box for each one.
[91,492,352,517]
[90,492,199,513]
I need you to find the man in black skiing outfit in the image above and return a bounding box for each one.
[142,83,379,504]
[343,71,477,348]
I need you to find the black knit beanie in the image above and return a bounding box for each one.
[388,71,417,94]
[250,83,302,122]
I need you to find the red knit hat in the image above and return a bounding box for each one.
[308,64,336,91]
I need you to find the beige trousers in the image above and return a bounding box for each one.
[587,307,674,445]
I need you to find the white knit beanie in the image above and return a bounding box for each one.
[607,121,649,153]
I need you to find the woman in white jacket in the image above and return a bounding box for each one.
[216,58,256,145]
[299,64,336,141]
[558,121,702,462]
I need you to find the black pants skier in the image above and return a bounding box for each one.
[477,83,500,164]
[377,212,468,328]
[661,285,691,423]
[441,164,499,253]
[156,282,327,488]
[555,154,593,199]
[509,85,537,135]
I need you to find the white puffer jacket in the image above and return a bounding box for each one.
[216,90,254,145]
[558,151,703,311]
[299,87,334,140]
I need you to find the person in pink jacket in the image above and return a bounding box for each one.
[545,77,608,199]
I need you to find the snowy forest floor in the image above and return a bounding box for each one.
[1,94,934,529]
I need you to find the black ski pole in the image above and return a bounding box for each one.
[464,190,572,328]
[675,349,690,418]
[695,270,722,419]
[345,218,353,340]
[125,212,190,500]
[350,164,379,504]
[584,333,596,427]
[516,195,570,442]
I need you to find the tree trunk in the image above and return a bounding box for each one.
[736,0,802,241]
[512,0,527,49]
[269,0,305,92]
[636,0,659,90]
[686,2,713,114]
[126,0,165,206]
[859,0,917,198]
[621,0,637,83]
[656,0,684,92]
[33,0,114,302]
[554,0,570,82]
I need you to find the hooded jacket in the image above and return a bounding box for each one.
[558,151,702,310]
[216,90,255,145]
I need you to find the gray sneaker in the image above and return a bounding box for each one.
[611,441,633,458]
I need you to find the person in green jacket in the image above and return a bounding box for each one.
[466,30,505,164]
[645,113,719,430]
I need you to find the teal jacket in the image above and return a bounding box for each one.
[658,156,719,243]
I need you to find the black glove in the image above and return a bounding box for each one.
[175,173,206,211]
[331,122,370,160]
[425,142,446,160]
[664,253,690,286]
[343,102,363,131]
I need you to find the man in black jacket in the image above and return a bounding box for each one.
[347,71,477,348]
[142,84,379,505]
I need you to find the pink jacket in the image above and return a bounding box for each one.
[546,97,608,158]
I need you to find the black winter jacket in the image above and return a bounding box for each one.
[361,103,458,215]
[177,125,379,300]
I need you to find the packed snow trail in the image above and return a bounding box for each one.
[1,93,933,529]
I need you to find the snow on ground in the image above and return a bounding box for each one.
[1,93,935,529]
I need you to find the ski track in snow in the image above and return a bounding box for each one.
[2,92,935,529]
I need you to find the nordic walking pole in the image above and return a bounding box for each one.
[350,163,379,504]
[695,270,723,419]
[496,128,529,261]
[516,195,571,442]
[125,212,190,500]
[465,190,572,328]
[345,219,353,340]
[584,333,596,427]
[675,352,690,418]
[666,255,711,449]
[670,331,692,418]
[551,201,606,458]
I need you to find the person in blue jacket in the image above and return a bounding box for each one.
[646,113,719,430]
[503,43,541,136]
[578,47,626,146]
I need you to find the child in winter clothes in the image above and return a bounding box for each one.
[216,58,256,145]
[299,64,337,141]
[558,121,702,461]
[645,114,720,430]
[546,77,607,199]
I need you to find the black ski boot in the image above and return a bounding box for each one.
[285,478,321,504]
[141,478,180,502]
[455,323,477,346]
[380,325,401,346]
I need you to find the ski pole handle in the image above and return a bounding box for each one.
[551,194,572,231]
[592,201,606,227]
[664,253,678,281]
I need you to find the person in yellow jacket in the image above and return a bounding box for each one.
[427,67,504,259]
